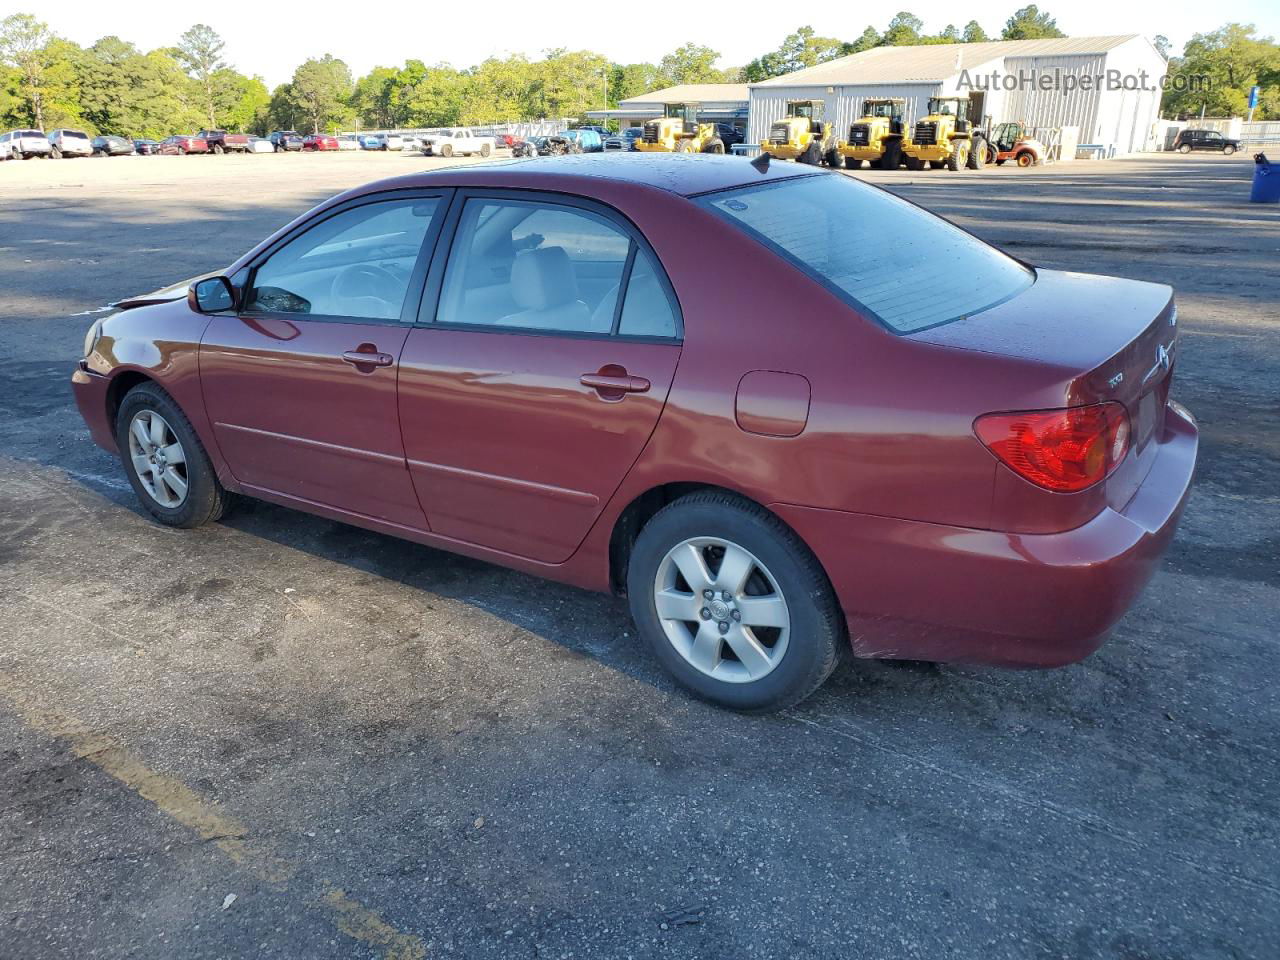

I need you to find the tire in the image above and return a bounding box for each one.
[212,143,224,155]
[1016,151,1034,168]
[626,492,842,712]
[904,155,922,171]
[946,144,966,171]
[967,135,985,169]
[702,139,725,154]
[51,145,62,159]
[1178,143,1191,154]
[1223,144,1236,155]
[114,382,229,529]
[882,139,902,170]
[799,141,822,165]
[995,157,1006,166]
[441,143,453,158]
[480,142,491,157]
[824,148,840,167]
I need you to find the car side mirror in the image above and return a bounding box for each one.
[189,276,237,313]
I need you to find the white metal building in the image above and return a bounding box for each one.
[586,84,750,131]
[748,35,1168,158]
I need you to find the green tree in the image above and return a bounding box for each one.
[351,65,399,127]
[962,21,990,43]
[289,55,353,132]
[849,26,882,53]
[176,23,228,127]
[743,26,852,82]
[1162,23,1280,120]
[1152,35,1171,59]
[0,13,61,127]
[218,71,268,132]
[658,43,726,85]
[536,49,610,118]
[1001,6,1065,41]
[610,62,662,103]
[883,12,924,46]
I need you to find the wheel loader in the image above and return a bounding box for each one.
[634,103,725,154]
[901,96,986,171]
[832,98,910,170]
[760,100,837,165]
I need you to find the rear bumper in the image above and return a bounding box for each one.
[71,367,116,453]
[772,403,1198,668]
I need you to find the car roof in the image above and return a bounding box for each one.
[368,153,821,198]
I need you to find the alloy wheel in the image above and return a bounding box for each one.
[653,537,791,683]
[127,410,189,507]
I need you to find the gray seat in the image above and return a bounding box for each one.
[498,246,591,331]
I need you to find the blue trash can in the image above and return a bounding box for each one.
[1251,153,1280,204]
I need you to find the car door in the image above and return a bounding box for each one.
[199,190,451,527]
[397,191,683,562]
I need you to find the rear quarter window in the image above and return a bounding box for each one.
[698,174,1033,334]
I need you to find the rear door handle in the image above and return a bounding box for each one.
[580,373,650,394]
[342,347,394,368]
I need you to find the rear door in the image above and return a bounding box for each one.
[199,190,450,527]
[397,190,683,562]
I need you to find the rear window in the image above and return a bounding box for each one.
[698,174,1033,333]
[64,131,89,140]
[19,130,44,138]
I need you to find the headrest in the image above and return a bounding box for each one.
[510,246,577,311]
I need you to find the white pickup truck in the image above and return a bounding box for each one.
[420,128,496,158]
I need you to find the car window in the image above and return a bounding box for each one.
[245,198,440,320]
[618,249,678,338]
[436,198,630,334]
[700,174,1032,334]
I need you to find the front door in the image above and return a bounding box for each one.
[397,192,683,562]
[200,192,448,528]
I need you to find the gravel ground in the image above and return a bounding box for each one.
[0,149,1277,959]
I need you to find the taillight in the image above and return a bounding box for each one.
[974,403,1129,493]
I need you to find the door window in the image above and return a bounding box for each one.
[245,198,440,320]
[435,198,633,334]
[618,249,678,338]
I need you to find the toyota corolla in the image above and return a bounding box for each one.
[71,154,1197,711]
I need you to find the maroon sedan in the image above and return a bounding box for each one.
[71,155,1196,711]
[303,134,339,151]
[156,135,209,156]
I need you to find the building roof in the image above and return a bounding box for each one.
[619,84,750,106]
[751,35,1140,87]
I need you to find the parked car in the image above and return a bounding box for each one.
[337,135,361,151]
[71,155,1198,711]
[0,129,51,160]
[419,128,494,157]
[268,130,303,152]
[604,128,644,151]
[155,135,208,155]
[48,128,94,158]
[563,129,604,153]
[91,135,136,157]
[519,134,580,157]
[1173,129,1240,155]
[247,136,275,154]
[133,139,160,156]
[198,129,250,154]
[303,134,340,151]
[358,134,384,150]
[711,123,745,149]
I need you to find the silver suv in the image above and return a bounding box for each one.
[0,129,51,160]
[48,128,94,158]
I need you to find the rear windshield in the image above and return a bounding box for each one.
[64,131,89,140]
[19,130,44,138]
[698,174,1033,333]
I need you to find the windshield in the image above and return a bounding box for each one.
[699,175,1033,334]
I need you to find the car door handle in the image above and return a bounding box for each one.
[580,372,650,394]
[341,348,394,368]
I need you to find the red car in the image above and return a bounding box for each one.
[71,155,1196,711]
[303,134,339,151]
[156,135,209,156]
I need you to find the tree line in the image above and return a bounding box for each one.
[1,9,1276,140]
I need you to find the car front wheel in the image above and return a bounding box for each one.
[115,383,229,528]
[627,493,842,712]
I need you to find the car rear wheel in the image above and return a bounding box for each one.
[1224,144,1236,155]
[627,493,842,712]
[480,142,491,157]
[441,143,453,158]
[115,383,229,529]
[1178,143,1191,154]
[51,145,62,159]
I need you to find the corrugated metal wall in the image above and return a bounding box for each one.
[748,84,940,144]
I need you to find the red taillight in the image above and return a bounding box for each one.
[974,403,1129,493]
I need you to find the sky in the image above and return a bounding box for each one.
[10,0,1280,88]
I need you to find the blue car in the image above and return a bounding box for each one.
[359,134,383,150]
[563,129,603,153]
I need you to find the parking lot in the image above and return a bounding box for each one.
[1,150,1277,959]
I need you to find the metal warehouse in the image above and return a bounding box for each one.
[748,35,1167,159]
[587,84,749,131]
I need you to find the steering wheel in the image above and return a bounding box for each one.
[331,263,402,317]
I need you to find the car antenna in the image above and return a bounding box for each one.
[750,152,770,173]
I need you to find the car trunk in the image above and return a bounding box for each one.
[910,268,1178,527]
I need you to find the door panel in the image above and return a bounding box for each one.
[200,316,424,527]
[397,329,679,561]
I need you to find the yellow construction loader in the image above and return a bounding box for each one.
[760,100,837,165]
[634,103,725,153]
[833,98,910,170]
[902,96,985,171]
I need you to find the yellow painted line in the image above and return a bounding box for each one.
[0,672,426,960]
